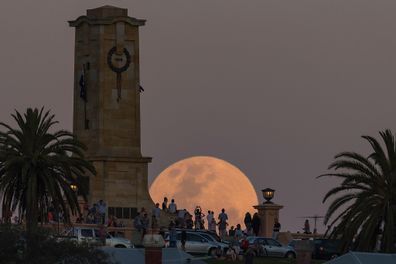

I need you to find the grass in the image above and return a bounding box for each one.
[205,257,326,264]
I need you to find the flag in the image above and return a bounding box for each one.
[79,68,87,102]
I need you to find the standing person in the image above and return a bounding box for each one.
[207,210,213,230]
[169,222,177,248]
[303,219,311,234]
[76,213,84,223]
[181,229,187,251]
[169,199,177,214]
[218,218,228,239]
[162,197,168,212]
[229,226,235,237]
[86,212,94,224]
[98,224,106,246]
[252,213,261,236]
[244,212,252,234]
[98,200,107,224]
[141,213,149,241]
[48,208,55,224]
[245,248,255,264]
[186,213,194,229]
[152,203,161,228]
[82,203,89,222]
[209,218,217,233]
[234,224,243,241]
[90,204,98,223]
[133,212,142,232]
[177,209,186,227]
[218,208,228,223]
[194,206,204,229]
[138,208,146,226]
[272,218,281,239]
[218,208,228,239]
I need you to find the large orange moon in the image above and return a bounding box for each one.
[149,156,259,228]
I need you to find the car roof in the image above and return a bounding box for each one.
[247,236,273,239]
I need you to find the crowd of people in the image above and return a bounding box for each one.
[131,197,275,243]
[1,196,299,242]
[75,199,106,224]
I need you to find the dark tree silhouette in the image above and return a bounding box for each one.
[0,108,95,237]
[319,129,396,252]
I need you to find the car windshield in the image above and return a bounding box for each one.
[187,233,204,242]
[62,229,75,237]
[266,239,282,247]
[208,232,222,242]
[201,232,221,242]
[199,233,214,242]
[81,229,94,238]
[314,239,325,245]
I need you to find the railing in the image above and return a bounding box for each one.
[291,232,324,240]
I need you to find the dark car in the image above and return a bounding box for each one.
[312,239,342,260]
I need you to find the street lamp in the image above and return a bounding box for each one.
[262,188,275,203]
[70,184,78,192]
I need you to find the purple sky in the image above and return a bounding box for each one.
[1,0,396,232]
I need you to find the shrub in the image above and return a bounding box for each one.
[0,225,115,264]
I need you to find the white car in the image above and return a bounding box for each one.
[245,236,296,258]
[60,227,133,248]
[165,230,230,255]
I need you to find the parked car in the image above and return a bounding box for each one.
[312,239,341,260]
[244,236,296,258]
[165,230,230,255]
[173,228,226,244]
[59,227,133,248]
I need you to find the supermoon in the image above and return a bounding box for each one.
[149,156,259,228]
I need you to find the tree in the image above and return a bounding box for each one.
[319,129,396,252]
[0,108,95,237]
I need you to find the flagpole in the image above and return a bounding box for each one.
[83,64,88,129]
[84,98,88,129]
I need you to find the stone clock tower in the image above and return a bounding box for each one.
[69,6,153,221]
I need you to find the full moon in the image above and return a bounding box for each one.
[149,156,259,228]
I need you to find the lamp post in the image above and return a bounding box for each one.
[253,187,283,237]
[262,188,275,203]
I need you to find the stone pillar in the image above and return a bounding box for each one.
[295,240,313,264]
[143,234,165,264]
[253,203,283,237]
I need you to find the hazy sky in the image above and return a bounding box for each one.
[1,0,396,232]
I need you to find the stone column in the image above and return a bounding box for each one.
[143,234,165,264]
[253,203,284,237]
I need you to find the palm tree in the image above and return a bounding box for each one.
[0,107,95,237]
[319,129,396,253]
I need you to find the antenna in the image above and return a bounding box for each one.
[297,214,324,233]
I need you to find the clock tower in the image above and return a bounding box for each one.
[69,6,153,221]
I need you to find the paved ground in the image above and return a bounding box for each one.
[101,247,208,264]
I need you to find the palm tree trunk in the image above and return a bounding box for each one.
[26,175,39,252]
[392,203,396,253]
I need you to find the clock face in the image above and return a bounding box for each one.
[107,47,131,73]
